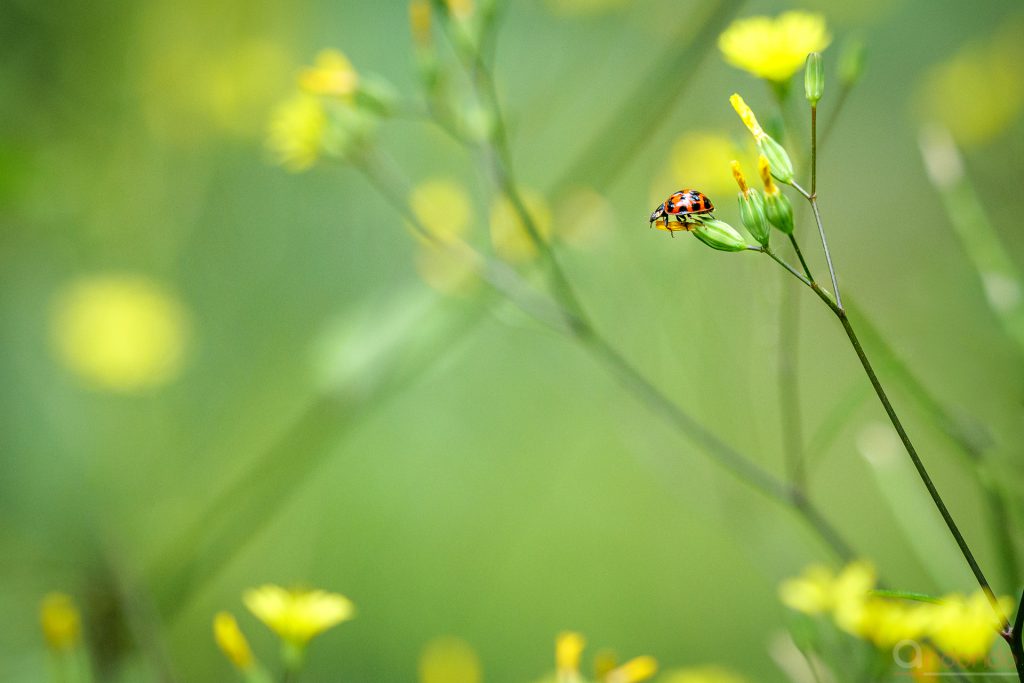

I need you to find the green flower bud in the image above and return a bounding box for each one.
[839,39,866,88]
[757,135,794,184]
[804,52,824,105]
[764,191,794,234]
[693,218,748,253]
[738,188,770,247]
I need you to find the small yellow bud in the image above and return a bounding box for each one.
[556,631,586,674]
[729,94,765,139]
[730,160,748,194]
[757,135,795,184]
[40,593,81,652]
[410,0,433,48]
[757,155,778,196]
[606,656,658,683]
[299,49,359,98]
[214,612,254,671]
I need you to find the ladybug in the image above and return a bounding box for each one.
[649,189,715,237]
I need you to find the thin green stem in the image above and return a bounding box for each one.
[791,181,842,310]
[788,233,814,281]
[763,244,1011,633]
[810,105,818,195]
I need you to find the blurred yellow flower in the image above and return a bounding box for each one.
[660,666,747,683]
[489,189,553,263]
[670,132,744,198]
[415,241,481,296]
[51,274,190,393]
[410,0,433,48]
[445,0,474,20]
[213,612,254,672]
[411,178,473,242]
[858,596,931,648]
[244,585,355,648]
[929,592,1012,663]
[419,636,482,683]
[778,560,876,633]
[605,656,658,683]
[267,94,327,172]
[40,593,81,652]
[300,49,359,98]
[718,12,831,82]
[915,20,1024,146]
[556,631,585,682]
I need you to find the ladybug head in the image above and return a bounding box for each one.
[649,204,666,224]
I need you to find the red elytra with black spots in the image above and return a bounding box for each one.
[649,189,715,231]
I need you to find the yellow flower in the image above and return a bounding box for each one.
[415,241,481,296]
[556,631,585,681]
[858,597,931,648]
[928,592,1011,663]
[730,160,749,194]
[778,560,876,632]
[267,94,327,172]
[40,593,81,652]
[659,666,747,683]
[299,49,359,98]
[410,0,433,48]
[718,12,831,82]
[445,0,473,20]
[489,189,553,263]
[51,274,190,393]
[410,178,473,243]
[213,612,254,671]
[914,20,1024,147]
[419,636,481,683]
[244,585,355,648]
[605,656,658,683]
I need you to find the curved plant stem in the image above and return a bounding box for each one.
[763,241,1012,634]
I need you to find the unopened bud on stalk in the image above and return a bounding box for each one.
[693,218,749,252]
[730,93,795,184]
[759,155,794,234]
[804,52,824,105]
[732,161,770,246]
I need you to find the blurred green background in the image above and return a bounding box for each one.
[2,0,1024,680]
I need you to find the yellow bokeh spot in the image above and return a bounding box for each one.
[213,612,254,671]
[266,94,327,172]
[915,20,1024,147]
[554,187,615,247]
[418,636,482,683]
[411,178,473,243]
[929,592,1012,663]
[718,12,831,82]
[299,49,359,98]
[555,631,586,674]
[445,0,474,20]
[778,560,876,634]
[660,666,747,683]
[415,242,481,296]
[40,593,81,652]
[489,189,553,263]
[51,274,190,393]
[244,585,355,648]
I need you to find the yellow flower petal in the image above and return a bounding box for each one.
[299,49,359,98]
[213,612,254,671]
[556,631,586,675]
[606,656,658,683]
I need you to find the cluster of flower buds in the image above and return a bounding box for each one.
[758,155,794,233]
